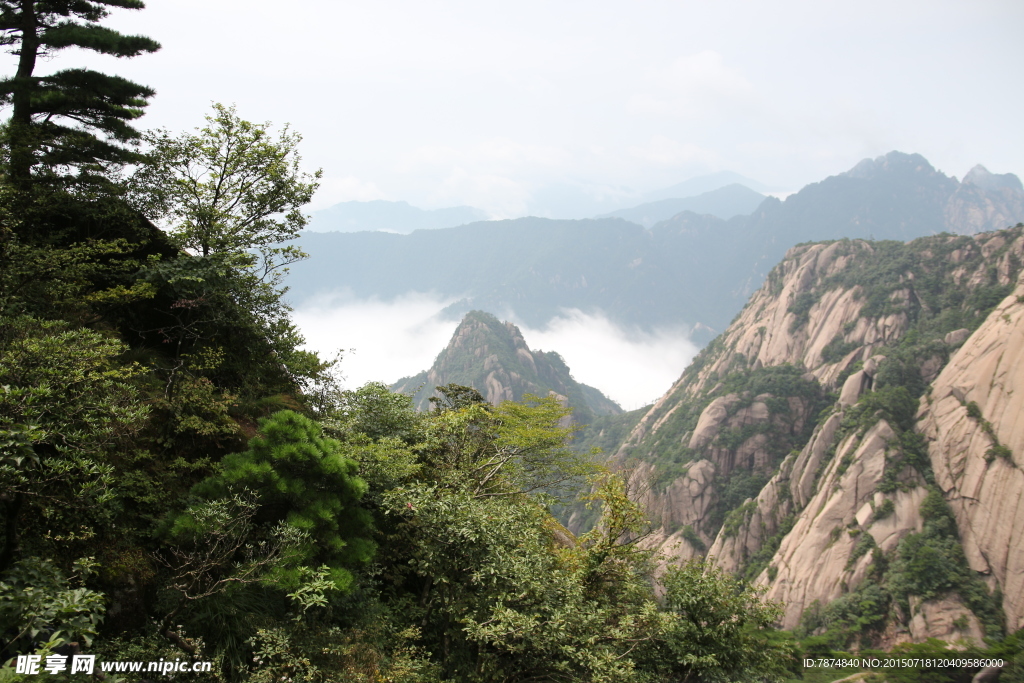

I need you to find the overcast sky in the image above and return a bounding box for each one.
[61,0,1024,216]
[28,0,1024,405]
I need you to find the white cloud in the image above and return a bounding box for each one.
[292,291,460,388]
[430,167,530,217]
[660,51,754,99]
[292,296,697,411]
[629,51,757,120]
[627,136,721,168]
[397,138,572,175]
[514,309,698,411]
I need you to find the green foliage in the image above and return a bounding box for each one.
[823,579,890,637]
[333,381,422,444]
[959,400,1014,463]
[886,489,1003,639]
[788,291,817,331]
[655,560,795,682]
[743,514,796,583]
[706,470,769,536]
[820,334,859,364]
[0,556,105,653]
[991,629,1024,683]
[846,532,877,569]
[182,411,374,591]
[849,385,918,433]
[873,498,895,521]
[418,393,596,500]
[988,444,1013,461]
[861,639,987,683]
[681,525,706,552]
[371,437,661,681]
[0,316,147,570]
[722,500,758,539]
[0,0,160,191]
[133,103,320,270]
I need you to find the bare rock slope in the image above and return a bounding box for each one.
[614,226,1024,647]
[917,269,1024,632]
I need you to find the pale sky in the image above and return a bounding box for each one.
[23,0,1024,405]
[56,0,1024,216]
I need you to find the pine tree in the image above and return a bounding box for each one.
[0,0,160,190]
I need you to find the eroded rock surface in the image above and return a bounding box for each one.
[918,270,1024,631]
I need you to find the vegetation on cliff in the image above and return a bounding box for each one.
[606,224,1024,670]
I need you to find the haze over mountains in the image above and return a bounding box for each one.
[289,152,1024,347]
[306,200,488,233]
[305,170,776,233]
[597,183,765,227]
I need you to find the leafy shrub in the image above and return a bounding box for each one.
[788,291,817,331]
[681,525,707,552]
[873,499,895,521]
[821,335,859,364]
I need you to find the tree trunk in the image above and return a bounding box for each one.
[9,0,40,189]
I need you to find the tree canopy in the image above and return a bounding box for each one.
[133,103,321,273]
[0,0,159,190]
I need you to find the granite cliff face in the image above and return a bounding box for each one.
[613,226,1024,647]
[392,310,622,423]
[917,269,1024,633]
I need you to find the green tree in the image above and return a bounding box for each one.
[176,410,374,592]
[0,0,160,190]
[0,316,148,572]
[134,103,321,275]
[655,560,795,682]
[126,105,326,409]
[0,556,106,655]
[416,392,595,500]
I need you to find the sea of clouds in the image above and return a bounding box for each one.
[292,291,698,410]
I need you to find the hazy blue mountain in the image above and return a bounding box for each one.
[522,171,773,219]
[640,170,778,203]
[962,164,1023,192]
[287,152,1024,346]
[305,199,488,233]
[597,184,765,227]
[391,310,622,424]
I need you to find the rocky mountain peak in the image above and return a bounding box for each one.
[391,310,622,423]
[605,225,1024,649]
[843,151,939,180]
[962,164,1024,192]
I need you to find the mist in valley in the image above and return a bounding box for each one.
[294,292,697,409]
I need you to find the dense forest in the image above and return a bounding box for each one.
[0,2,799,681]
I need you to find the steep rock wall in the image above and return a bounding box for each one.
[613,226,1024,645]
[917,269,1024,631]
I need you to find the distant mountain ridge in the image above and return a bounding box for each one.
[306,199,488,233]
[640,170,778,203]
[597,184,765,227]
[391,311,622,424]
[287,152,1024,344]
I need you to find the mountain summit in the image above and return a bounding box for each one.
[392,311,622,423]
